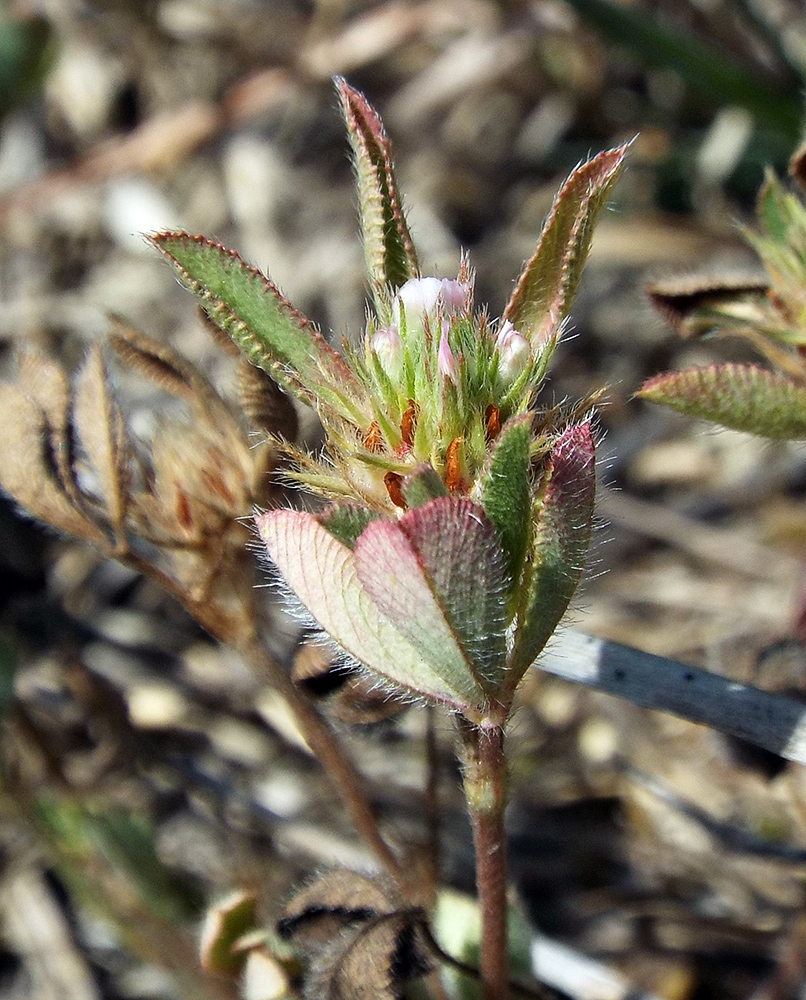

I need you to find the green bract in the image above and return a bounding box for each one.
[153,80,623,719]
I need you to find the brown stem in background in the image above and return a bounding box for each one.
[459,717,510,1000]
[122,551,405,887]
[425,704,441,892]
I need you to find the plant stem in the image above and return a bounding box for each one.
[122,550,405,886]
[459,718,509,1000]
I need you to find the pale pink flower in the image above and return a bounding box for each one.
[495,320,531,384]
[438,321,458,383]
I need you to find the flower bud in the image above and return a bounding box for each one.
[438,321,458,383]
[495,320,531,385]
[393,277,471,332]
[369,325,403,380]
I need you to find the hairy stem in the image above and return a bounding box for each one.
[459,718,509,1000]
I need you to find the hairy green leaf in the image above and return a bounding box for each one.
[504,143,629,344]
[480,414,533,589]
[509,423,595,682]
[401,463,449,509]
[337,79,418,309]
[637,363,806,439]
[355,498,508,695]
[317,503,382,550]
[150,232,365,421]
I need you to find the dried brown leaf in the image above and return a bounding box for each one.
[17,347,81,506]
[305,911,433,1000]
[237,359,299,441]
[73,345,129,533]
[292,644,406,725]
[108,319,222,411]
[277,870,395,950]
[646,274,769,335]
[0,382,102,542]
[197,305,242,357]
[790,138,806,192]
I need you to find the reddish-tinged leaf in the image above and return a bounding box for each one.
[509,423,595,683]
[337,79,418,306]
[637,363,806,439]
[256,509,486,712]
[504,143,629,344]
[354,497,508,694]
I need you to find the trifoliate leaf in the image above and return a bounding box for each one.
[354,497,508,695]
[509,423,595,682]
[504,143,629,345]
[637,363,806,439]
[480,414,533,589]
[257,510,487,713]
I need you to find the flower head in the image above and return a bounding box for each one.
[152,81,628,714]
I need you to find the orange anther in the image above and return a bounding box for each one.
[400,399,418,448]
[384,471,407,510]
[364,421,384,453]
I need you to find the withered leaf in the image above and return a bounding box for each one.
[108,319,223,413]
[73,345,129,533]
[646,274,769,335]
[17,346,80,507]
[790,138,806,193]
[197,304,242,357]
[237,358,299,441]
[305,910,433,1000]
[277,870,395,950]
[292,644,406,725]
[0,382,102,542]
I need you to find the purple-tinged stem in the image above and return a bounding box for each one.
[459,717,509,1000]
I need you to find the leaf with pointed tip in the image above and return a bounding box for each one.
[757,170,793,244]
[317,503,382,550]
[337,79,418,306]
[637,363,806,439]
[74,345,129,532]
[480,414,533,589]
[401,463,449,509]
[504,143,629,344]
[355,497,508,694]
[150,232,364,421]
[509,423,595,682]
[256,509,486,712]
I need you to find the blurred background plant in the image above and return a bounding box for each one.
[3,1,806,999]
